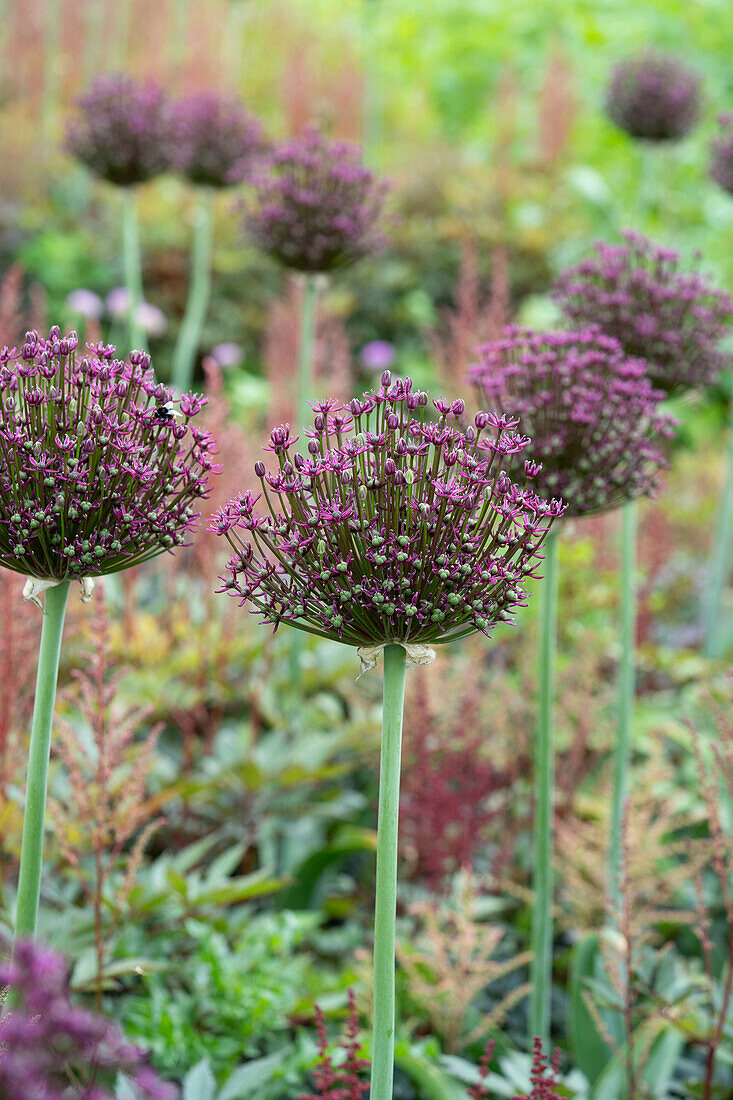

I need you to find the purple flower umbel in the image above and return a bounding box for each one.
[0,327,218,583]
[213,371,564,646]
[66,73,170,187]
[469,327,676,518]
[552,231,733,394]
[243,124,388,273]
[0,938,176,1099]
[710,113,733,197]
[168,90,265,189]
[605,51,701,142]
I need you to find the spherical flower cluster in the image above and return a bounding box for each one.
[0,938,175,1099]
[213,372,565,647]
[243,125,388,273]
[605,51,701,142]
[469,327,677,518]
[66,73,170,187]
[168,90,265,188]
[710,113,733,196]
[552,231,733,394]
[0,327,218,583]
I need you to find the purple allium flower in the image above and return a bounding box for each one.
[469,327,677,518]
[212,372,565,645]
[135,301,168,337]
[167,90,265,188]
[66,73,170,187]
[105,287,131,318]
[0,938,176,1099]
[360,340,395,372]
[552,231,733,394]
[243,124,389,274]
[65,289,104,320]
[605,51,701,142]
[0,326,218,583]
[210,341,243,368]
[710,112,733,196]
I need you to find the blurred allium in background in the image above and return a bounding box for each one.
[210,341,244,368]
[605,51,701,142]
[213,372,564,646]
[65,289,104,320]
[359,339,395,372]
[552,231,733,393]
[469,327,676,517]
[0,327,217,582]
[710,112,733,196]
[66,73,170,186]
[243,124,388,273]
[0,938,175,1100]
[169,90,265,188]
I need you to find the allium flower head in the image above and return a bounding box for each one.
[243,124,388,273]
[552,231,733,394]
[168,90,265,188]
[360,339,395,372]
[0,938,176,1099]
[213,372,564,647]
[0,327,218,584]
[65,289,104,320]
[66,73,170,187]
[710,112,733,196]
[605,51,701,142]
[469,327,676,518]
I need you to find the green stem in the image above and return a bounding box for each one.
[370,643,407,1100]
[609,501,637,913]
[288,276,320,691]
[296,275,319,433]
[121,189,145,353]
[529,527,559,1049]
[171,191,214,392]
[15,581,70,938]
[703,392,733,658]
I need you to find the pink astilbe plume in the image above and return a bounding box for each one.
[468,1040,496,1098]
[537,43,577,170]
[300,990,369,1100]
[514,1039,562,1100]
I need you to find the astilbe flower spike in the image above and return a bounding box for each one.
[0,938,176,1100]
[66,73,170,187]
[552,230,733,394]
[710,113,733,196]
[605,51,701,142]
[213,371,565,649]
[469,326,676,518]
[168,90,265,188]
[242,124,388,273]
[300,990,369,1100]
[0,327,218,585]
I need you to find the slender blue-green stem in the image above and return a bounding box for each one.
[288,276,320,690]
[529,527,559,1050]
[703,390,733,658]
[15,581,70,938]
[121,189,145,353]
[171,190,214,393]
[609,500,637,912]
[370,643,407,1100]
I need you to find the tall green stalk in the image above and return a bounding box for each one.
[296,275,319,434]
[171,191,214,393]
[609,501,637,911]
[15,581,70,938]
[288,277,320,691]
[121,189,145,353]
[529,527,559,1049]
[703,391,733,658]
[370,643,407,1100]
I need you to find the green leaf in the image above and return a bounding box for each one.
[279,825,378,909]
[568,934,615,1083]
[183,1059,217,1100]
[217,1049,289,1100]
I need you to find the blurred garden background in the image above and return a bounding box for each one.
[2,0,733,1097]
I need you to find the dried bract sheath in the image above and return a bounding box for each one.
[213,372,564,646]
